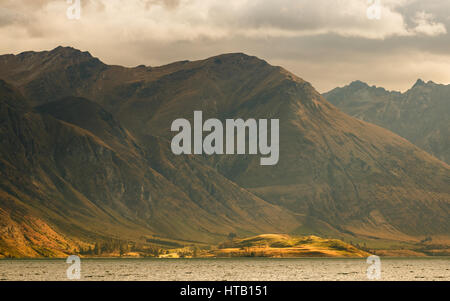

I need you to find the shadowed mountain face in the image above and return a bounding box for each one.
[0,47,449,256]
[0,80,297,256]
[323,80,450,164]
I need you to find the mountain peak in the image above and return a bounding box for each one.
[211,52,253,59]
[1,48,450,253]
[49,46,93,58]
[348,80,369,89]
[412,78,426,88]
[15,46,94,62]
[206,52,267,66]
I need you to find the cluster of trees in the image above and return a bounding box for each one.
[77,237,211,257]
[349,241,370,253]
[79,239,129,256]
[145,246,164,257]
[79,239,169,257]
[218,232,239,249]
[337,238,371,253]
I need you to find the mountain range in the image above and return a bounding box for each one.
[323,79,450,164]
[0,47,449,257]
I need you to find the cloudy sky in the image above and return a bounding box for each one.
[1,0,450,92]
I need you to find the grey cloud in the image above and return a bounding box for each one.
[0,8,23,27]
[1,0,449,92]
[141,0,181,10]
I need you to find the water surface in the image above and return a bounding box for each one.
[0,258,448,281]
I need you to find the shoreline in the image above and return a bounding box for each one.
[1,255,449,260]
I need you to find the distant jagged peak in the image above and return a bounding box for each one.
[348,80,370,89]
[412,78,426,88]
[331,78,444,95]
[341,80,402,95]
[409,78,441,91]
[347,80,391,92]
[347,78,437,91]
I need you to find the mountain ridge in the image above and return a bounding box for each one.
[0,47,449,257]
[324,79,450,164]
[0,81,299,257]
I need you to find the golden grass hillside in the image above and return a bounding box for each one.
[211,234,371,258]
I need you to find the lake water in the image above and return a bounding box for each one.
[0,258,449,281]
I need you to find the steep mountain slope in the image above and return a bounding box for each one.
[0,80,299,256]
[102,55,448,241]
[0,80,155,256]
[323,80,450,164]
[0,47,449,249]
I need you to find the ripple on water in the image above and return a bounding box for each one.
[0,258,448,281]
